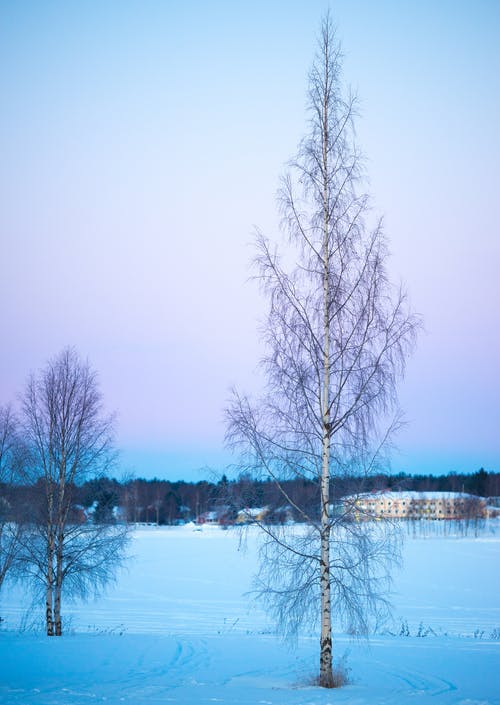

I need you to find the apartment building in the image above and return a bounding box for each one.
[347,490,486,520]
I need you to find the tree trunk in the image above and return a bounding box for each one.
[319,392,333,686]
[54,528,64,635]
[45,539,54,636]
[319,521,333,687]
[54,587,62,635]
[319,38,334,687]
[45,587,54,636]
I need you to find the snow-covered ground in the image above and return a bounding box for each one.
[1,523,499,704]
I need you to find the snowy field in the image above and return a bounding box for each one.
[0,523,499,704]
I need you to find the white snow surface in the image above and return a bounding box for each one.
[0,523,499,704]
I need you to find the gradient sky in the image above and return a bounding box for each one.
[1,1,499,481]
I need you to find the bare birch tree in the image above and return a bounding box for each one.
[0,405,25,592]
[19,348,129,636]
[226,15,418,688]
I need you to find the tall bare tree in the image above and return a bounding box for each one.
[227,16,418,688]
[19,348,128,636]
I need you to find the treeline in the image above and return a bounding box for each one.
[3,468,498,527]
[373,468,499,497]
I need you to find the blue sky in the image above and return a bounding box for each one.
[1,1,499,480]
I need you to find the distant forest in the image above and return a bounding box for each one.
[4,468,499,526]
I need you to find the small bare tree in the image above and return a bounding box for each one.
[0,405,25,592]
[227,15,418,688]
[19,348,129,636]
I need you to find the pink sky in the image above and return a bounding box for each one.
[1,1,499,479]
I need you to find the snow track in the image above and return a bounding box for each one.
[1,632,498,704]
[385,664,458,697]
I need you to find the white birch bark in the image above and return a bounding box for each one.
[319,35,333,686]
[45,531,55,636]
